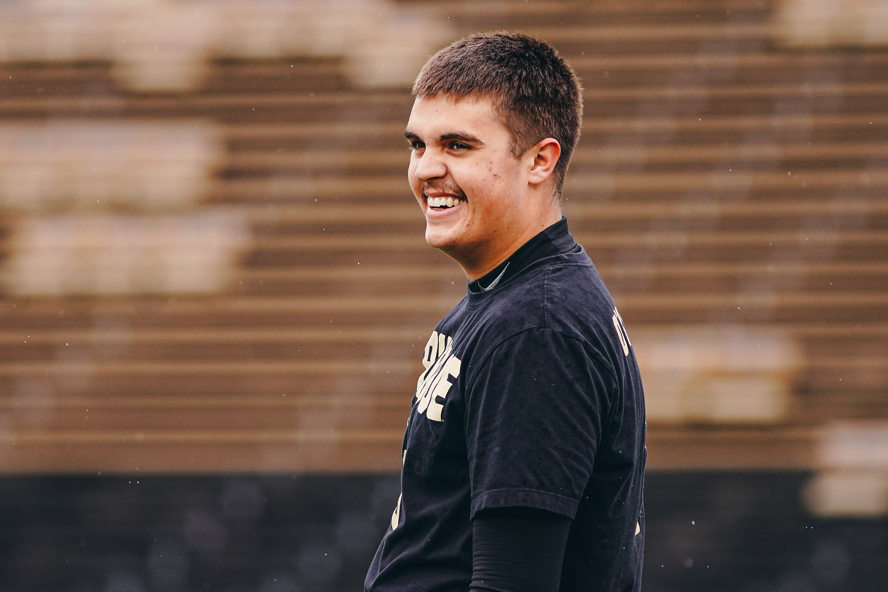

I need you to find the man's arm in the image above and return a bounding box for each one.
[470,507,571,592]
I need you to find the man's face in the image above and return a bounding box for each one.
[405,94,548,279]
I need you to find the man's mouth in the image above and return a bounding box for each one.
[426,195,465,210]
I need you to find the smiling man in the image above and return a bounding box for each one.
[366,32,646,592]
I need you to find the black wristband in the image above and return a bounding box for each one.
[469,507,571,592]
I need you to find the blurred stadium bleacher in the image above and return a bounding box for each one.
[1,0,885,477]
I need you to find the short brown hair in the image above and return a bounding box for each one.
[412,31,583,195]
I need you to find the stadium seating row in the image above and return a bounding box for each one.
[0,121,221,210]
[0,0,450,90]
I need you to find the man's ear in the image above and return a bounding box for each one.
[527,138,561,186]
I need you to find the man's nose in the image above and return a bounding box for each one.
[413,149,446,182]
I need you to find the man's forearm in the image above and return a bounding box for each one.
[470,507,571,592]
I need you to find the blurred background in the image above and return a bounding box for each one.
[0,0,886,590]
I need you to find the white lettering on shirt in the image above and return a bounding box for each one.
[613,308,632,357]
[414,330,461,422]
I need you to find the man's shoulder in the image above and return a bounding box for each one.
[469,256,615,341]
[513,255,614,320]
[545,256,617,316]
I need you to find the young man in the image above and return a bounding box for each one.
[365,32,646,592]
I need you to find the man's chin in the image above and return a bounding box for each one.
[424,227,460,251]
[424,232,451,250]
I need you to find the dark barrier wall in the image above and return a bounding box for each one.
[0,473,885,592]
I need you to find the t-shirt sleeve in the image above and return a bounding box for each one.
[465,328,615,519]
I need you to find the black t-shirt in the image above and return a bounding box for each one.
[366,218,646,592]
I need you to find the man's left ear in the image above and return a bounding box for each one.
[527,138,561,186]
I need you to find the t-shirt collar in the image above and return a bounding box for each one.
[467,217,575,294]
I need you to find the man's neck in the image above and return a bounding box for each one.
[467,217,573,294]
[461,208,562,281]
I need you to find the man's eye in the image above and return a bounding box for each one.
[449,142,470,151]
[408,141,424,150]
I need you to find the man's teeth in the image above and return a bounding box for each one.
[427,196,462,208]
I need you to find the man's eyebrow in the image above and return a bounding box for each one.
[440,132,482,144]
[404,130,483,145]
